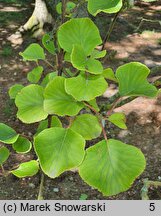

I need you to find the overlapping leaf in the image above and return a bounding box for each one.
[65,73,108,101]
[44,76,84,116]
[15,85,48,123]
[34,127,85,178]
[70,114,102,140]
[58,18,102,55]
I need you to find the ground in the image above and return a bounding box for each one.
[0,0,161,200]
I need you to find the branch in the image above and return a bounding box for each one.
[101,0,125,50]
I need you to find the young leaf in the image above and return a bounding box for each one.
[9,84,24,99]
[15,84,48,123]
[56,2,76,14]
[0,147,10,165]
[11,160,39,178]
[116,62,158,97]
[34,127,85,178]
[19,43,45,61]
[71,45,103,74]
[86,58,103,74]
[27,66,43,83]
[35,120,48,136]
[12,136,32,153]
[70,114,102,140]
[51,116,62,128]
[65,73,108,101]
[0,123,19,144]
[41,72,57,87]
[44,76,84,116]
[91,49,106,59]
[108,113,127,129]
[58,18,102,55]
[87,0,123,16]
[79,139,146,196]
[103,68,118,82]
[42,33,55,55]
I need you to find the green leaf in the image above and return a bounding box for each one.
[71,45,87,70]
[0,123,19,144]
[71,45,103,74]
[42,33,55,54]
[11,160,39,178]
[65,73,108,101]
[79,139,146,196]
[56,2,76,14]
[0,147,10,165]
[36,120,48,135]
[15,84,48,123]
[70,114,102,140]
[51,116,62,128]
[91,49,106,59]
[58,18,102,55]
[86,58,103,74]
[12,136,32,153]
[19,43,45,61]
[9,84,24,99]
[27,66,43,83]
[116,62,158,97]
[103,68,118,82]
[87,0,123,16]
[44,76,84,116]
[108,113,127,129]
[34,127,85,178]
[41,72,57,87]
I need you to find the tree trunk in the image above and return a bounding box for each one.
[8,0,53,45]
[21,0,53,37]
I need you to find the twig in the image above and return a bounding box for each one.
[84,102,107,140]
[37,172,45,200]
[44,59,56,70]
[62,0,68,24]
[101,0,125,50]
[106,97,121,116]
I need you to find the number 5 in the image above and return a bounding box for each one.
[149,203,155,211]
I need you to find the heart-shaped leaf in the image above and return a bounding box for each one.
[71,45,103,74]
[27,66,43,83]
[44,76,84,116]
[58,18,102,55]
[65,73,108,101]
[9,84,24,99]
[15,85,48,123]
[34,127,85,178]
[87,0,123,16]
[79,139,146,196]
[20,43,45,61]
[108,113,127,129]
[70,114,102,140]
[12,136,32,153]
[0,123,19,144]
[11,160,39,178]
[116,62,158,97]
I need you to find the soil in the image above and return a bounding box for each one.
[0,0,161,200]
